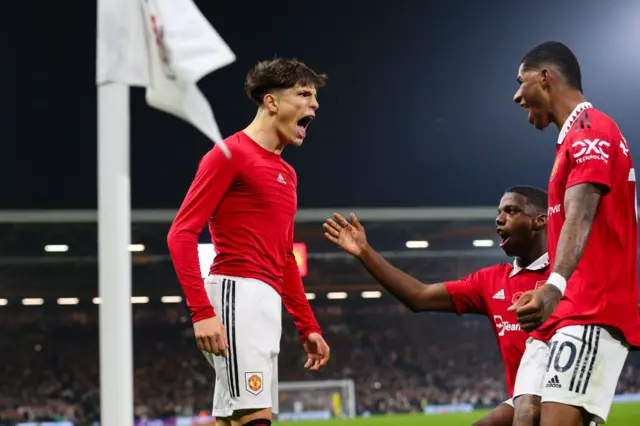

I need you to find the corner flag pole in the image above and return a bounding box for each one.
[97,76,134,426]
[97,82,133,426]
[96,0,235,424]
[96,0,134,424]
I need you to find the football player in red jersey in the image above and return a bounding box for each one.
[510,41,640,426]
[167,59,330,426]
[324,186,549,426]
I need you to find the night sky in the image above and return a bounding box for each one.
[4,0,640,210]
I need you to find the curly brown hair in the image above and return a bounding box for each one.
[244,58,328,105]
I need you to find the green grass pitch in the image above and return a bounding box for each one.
[278,402,640,425]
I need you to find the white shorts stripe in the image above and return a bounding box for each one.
[221,279,233,397]
[568,325,591,393]
[580,326,601,394]
[222,278,241,398]
[229,279,240,397]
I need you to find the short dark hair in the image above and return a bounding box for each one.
[522,41,582,92]
[244,58,328,105]
[504,185,548,213]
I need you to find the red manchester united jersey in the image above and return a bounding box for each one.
[167,132,320,341]
[532,103,640,346]
[444,254,550,397]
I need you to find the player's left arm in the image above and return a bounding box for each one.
[282,219,330,370]
[282,233,322,341]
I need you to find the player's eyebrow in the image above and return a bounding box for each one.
[298,89,315,96]
[498,204,520,214]
[516,76,523,84]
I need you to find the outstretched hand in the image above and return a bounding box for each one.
[323,213,368,257]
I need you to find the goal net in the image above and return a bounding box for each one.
[277,379,356,421]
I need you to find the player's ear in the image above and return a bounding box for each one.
[532,213,548,230]
[540,68,550,88]
[263,93,279,113]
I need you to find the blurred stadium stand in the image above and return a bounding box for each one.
[0,207,511,299]
[0,208,639,424]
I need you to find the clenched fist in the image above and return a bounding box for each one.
[194,316,228,357]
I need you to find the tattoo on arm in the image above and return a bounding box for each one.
[553,183,603,280]
[514,395,541,426]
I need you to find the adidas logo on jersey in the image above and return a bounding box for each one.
[546,375,561,389]
[277,173,287,185]
[492,289,505,300]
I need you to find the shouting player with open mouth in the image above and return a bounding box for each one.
[324,186,549,426]
[168,58,330,426]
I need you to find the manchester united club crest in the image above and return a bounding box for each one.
[550,155,561,181]
[245,372,263,395]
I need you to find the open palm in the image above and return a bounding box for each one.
[323,213,367,257]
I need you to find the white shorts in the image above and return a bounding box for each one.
[202,275,282,418]
[513,325,629,424]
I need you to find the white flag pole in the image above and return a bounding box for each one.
[96,0,134,423]
[97,83,134,426]
[95,0,235,422]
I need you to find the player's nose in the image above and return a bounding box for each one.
[513,89,523,105]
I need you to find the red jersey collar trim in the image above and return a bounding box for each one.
[509,252,549,278]
[557,102,593,145]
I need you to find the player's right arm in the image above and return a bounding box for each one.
[511,119,622,330]
[167,145,238,354]
[323,213,487,314]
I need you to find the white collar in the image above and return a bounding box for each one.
[557,102,593,145]
[509,252,550,278]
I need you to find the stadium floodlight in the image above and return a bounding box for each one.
[131,296,149,304]
[361,291,382,299]
[405,240,429,249]
[161,296,182,303]
[473,239,495,248]
[22,298,44,306]
[327,292,348,300]
[44,244,69,253]
[305,293,316,300]
[92,297,102,305]
[0,299,7,306]
[57,298,80,305]
[128,244,145,252]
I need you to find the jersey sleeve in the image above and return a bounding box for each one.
[281,219,322,342]
[167,145,239,323]
[566,128,615,193]
[443,270,488,315]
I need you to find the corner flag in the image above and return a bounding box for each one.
[96,0,235,156]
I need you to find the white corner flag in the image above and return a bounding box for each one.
[95,2,234,426]
[97,0,235,156]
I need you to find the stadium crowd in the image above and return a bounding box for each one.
[1,304,639,424]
